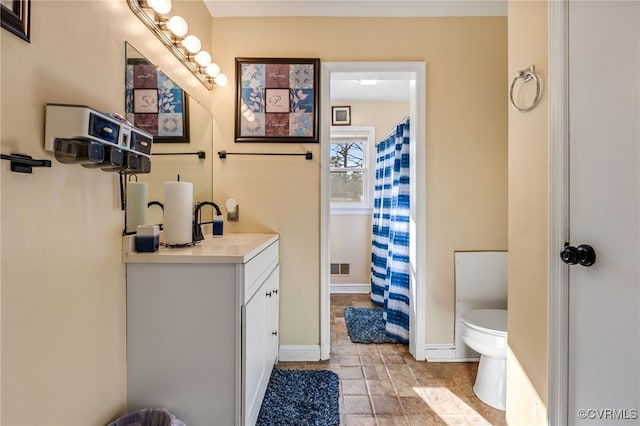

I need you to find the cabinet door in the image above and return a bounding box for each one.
[243,285,267,426]
[265,266,280,366]
[242,265,280,426]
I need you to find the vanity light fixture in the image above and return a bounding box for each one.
[195,51,212,67]
[206,63,220,78]
[147,0,171,15]
[127,0,226,90]
[213,73,228,87]
[166,16,188,38]
[182,34,201,54]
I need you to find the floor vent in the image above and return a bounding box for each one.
[330,263,351,276]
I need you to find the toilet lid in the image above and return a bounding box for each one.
[461,309,507,336]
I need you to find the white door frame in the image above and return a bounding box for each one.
[548,1,570,424]
[320,61,427,360]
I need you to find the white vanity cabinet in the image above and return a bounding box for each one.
[124,234,279,426]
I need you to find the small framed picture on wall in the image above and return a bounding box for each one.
[332,106,351,126]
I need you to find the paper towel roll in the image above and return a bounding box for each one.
[163,181,193,245]
[126,182,148,233]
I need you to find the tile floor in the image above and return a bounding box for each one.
[277,294,507,426]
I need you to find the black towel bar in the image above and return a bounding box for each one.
[218,150,312,160]
[152,151,206,159]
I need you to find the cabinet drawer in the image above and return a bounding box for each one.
[243,240,279,303]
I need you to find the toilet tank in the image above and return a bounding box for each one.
[454,251,507,360]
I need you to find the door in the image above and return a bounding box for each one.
[567,1,640,423]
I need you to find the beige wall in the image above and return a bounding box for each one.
[330,101,408,286]
[330,215,371,285]
[347,101,410,138]
[506,1,549,424]
[211,17,508,346]
[0,1,212,424]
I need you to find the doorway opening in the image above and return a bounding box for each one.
[320,62,426,360]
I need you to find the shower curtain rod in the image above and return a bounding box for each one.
[379,114,410,143]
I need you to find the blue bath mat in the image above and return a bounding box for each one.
[344,307,402,344]
[256,369,340,426]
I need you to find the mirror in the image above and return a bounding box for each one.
[125,42,214,228]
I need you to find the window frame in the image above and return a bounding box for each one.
[329,126,376,215]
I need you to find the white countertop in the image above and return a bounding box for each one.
[123,233,279,264]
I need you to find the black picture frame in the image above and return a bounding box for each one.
[332,106,351,126]
[235,57,320,143]
[1,0,31,42]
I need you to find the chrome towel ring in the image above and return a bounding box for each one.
[509,65,541,112]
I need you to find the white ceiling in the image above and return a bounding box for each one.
[203,0,507,18]
[330,72,411,102]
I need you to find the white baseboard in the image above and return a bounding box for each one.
[330,283,370,294]
[425,344,461,362]
[278,345,321,362]
[277,342,476,363]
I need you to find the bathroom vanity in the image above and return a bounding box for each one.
[124,233,280,426]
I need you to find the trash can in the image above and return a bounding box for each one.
[106,408,186,426]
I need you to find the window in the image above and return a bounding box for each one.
[330,126,375,214]
[330,141,364,203]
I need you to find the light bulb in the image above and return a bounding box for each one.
[182,35,201,54]
[214,73,228,87]
[166,16,188,37]
[206,63,221,78]
[147,0,171,15]
[195,51,212,67]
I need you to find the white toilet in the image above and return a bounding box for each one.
[460,308,507,411]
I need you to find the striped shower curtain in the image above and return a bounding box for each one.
[370,118,411,343]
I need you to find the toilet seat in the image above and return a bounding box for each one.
[461,309,507,337]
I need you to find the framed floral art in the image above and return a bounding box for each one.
[235,58,320,143]
[126,56,190,143]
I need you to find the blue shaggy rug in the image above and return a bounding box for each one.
[256,369,340,426]
[344,307,402,344]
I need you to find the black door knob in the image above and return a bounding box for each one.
[560,243,579,265]
[560,243,596,267]
[576,244,596,266]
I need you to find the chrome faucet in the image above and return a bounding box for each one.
[193,201,222,242]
